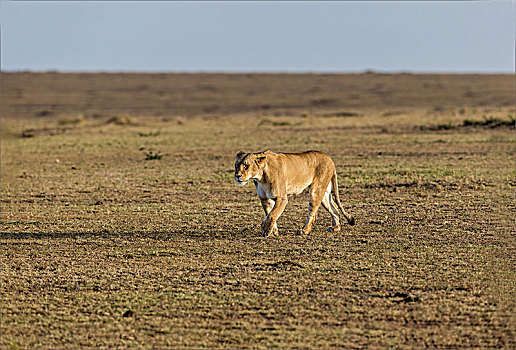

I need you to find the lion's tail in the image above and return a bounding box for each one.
[331,170,355,225]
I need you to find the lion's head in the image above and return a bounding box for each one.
[234,151,268,186]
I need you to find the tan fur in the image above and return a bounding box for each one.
[235,150,355,236]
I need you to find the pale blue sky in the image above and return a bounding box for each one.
[1,1,514,73]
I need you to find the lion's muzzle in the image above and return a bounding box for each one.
[235,175,248,186]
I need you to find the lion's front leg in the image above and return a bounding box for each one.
[261,196,287,236]
[260,198,278,236]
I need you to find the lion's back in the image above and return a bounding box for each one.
[270,151,335,193]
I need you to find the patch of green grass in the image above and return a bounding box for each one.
[420,123,455,131]
[58,114,85,126]
[138,129,161,137]
[258,118,304,127]
[463,115,515,128]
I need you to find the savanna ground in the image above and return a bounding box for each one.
[1,72,515,349]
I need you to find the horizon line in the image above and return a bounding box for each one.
[1,68,514,75]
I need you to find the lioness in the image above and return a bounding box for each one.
[234,150,355,236]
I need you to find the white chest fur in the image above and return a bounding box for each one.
[254,180,275,199]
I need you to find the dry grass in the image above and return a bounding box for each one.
[1,73,515,349]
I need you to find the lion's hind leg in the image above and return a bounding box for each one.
[296,180,328,235]
[321,185,341,232]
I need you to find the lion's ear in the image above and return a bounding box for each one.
[256,156,267,164]
[236,151,246,162]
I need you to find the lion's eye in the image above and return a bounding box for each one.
[244,164,249,170]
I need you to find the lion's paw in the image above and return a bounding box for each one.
[261,220,279,237]
[262,227,279,237]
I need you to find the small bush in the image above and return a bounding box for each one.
[436,123,455,130]
[138,129,161,137]
[144,151,163,160]
[463,115,515,128]
[36,110,53,117]
[310,98,337,106]
[106,115,135,125]
[58,114,85,125]
[258,118,291,127]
